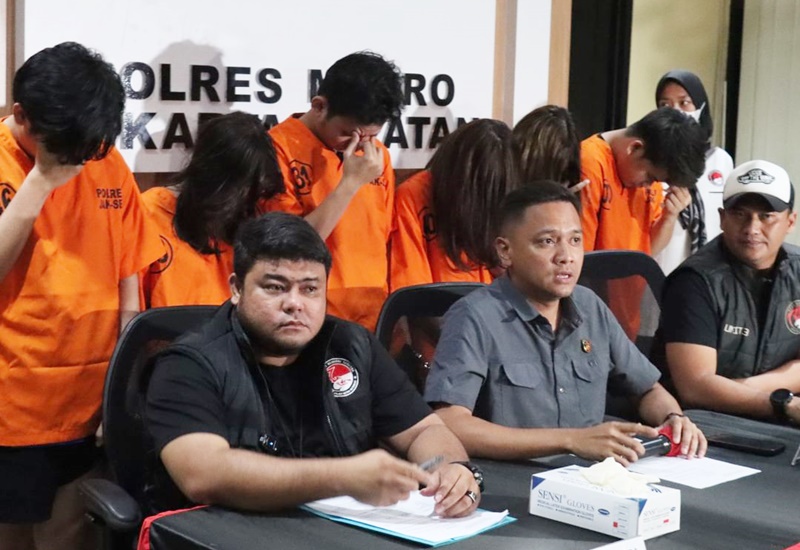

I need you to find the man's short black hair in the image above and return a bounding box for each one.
[498,181,581,232]
[318,51,404,125]
[626,107,706,187]
[233,212,332,279]
[13,42,125,165]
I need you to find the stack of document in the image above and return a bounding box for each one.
[303,491,515,547]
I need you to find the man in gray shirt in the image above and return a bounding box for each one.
[425,182,706,465]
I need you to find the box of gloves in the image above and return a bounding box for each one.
[529,458,680,540]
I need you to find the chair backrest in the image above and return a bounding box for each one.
[578,250,665,356]
[375,282,485,391]
[102,305,218,503]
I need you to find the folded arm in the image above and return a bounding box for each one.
[667,342,800,423]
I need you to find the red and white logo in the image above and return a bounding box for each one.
[708,170,724,187]
[785,301,800,335]
[325,358,359,398]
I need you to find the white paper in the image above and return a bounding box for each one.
[627,456,759,489]
[593,536,647,550]
[305,491,509,545]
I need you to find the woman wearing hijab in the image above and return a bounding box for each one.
[654,70,734,274]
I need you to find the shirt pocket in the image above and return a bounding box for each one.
[571,359,605,423]
[498,362,545,427]
[500,361,544,388]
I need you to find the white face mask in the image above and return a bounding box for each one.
[683,102,705,123]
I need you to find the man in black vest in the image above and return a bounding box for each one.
[145,212,481,517]
[662,160,800,423]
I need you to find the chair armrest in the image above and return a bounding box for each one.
[79,478,142,532]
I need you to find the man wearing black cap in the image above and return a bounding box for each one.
[662,160,800,424]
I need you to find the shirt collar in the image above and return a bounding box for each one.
[496,275,583,329]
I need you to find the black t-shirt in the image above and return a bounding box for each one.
[146,333,431,458]
[661,266,774,348]
[258,361,328,458]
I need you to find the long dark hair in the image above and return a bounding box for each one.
[428,118,517,270]
[173,112,284,254]
[512,105,581,186]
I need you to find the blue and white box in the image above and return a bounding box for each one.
[529,465,680,540]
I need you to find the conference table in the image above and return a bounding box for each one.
[147,410,800,550]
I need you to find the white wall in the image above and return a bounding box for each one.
[512,0,553,123]
[627,0,729,147]
[14,0,555,172]
[1,0,8,111]
[737,0,800,244]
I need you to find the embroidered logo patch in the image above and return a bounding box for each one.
[325,358,359,398]
[737,168,775,185]
[784,300,800,335]
[708,170,724,187]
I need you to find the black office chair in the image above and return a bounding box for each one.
[79,305,218,550]
[578,250,666,420]
[375,282,485,392]
[579,250,665,355]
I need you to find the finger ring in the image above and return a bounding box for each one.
[465,490,477,503]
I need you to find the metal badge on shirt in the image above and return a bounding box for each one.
[325,358,360,398]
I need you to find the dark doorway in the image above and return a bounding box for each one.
[724,0,744,160]
[568,0,634,138]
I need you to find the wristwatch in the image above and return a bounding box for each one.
[451,461,485,492]
[769,388,794,419]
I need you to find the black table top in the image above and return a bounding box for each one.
[149,410,800,550]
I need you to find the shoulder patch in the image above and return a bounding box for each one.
[325,357,360,398]
[708,170,724,187]
[784,300,800,335]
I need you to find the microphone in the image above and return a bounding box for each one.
[634,425,681,458]
[635,434,673,458]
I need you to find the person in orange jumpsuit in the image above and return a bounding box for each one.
[142,111,283,309]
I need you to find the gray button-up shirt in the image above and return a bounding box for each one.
[424,276,660,428]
